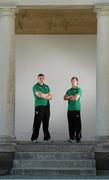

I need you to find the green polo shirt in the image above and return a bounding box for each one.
[66,86,82,111]
[33,83,50,107]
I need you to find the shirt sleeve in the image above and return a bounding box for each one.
[66,90,69,95]
[76,88,82,97]
[33,86,38,95]
[47,86,50,93]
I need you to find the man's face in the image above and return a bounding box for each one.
[71,79,78,87]
[38,76,45,84]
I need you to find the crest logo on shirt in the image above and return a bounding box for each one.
[36,111,38,115]
[45,86,48,91]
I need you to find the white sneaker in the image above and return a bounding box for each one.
[70,139,75,143]
[44,139,53,143]
[32,139,38,143]
[66,139,75,143]
[66,139,71,143]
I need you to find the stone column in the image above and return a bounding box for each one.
[95,5,109,142]
[0,7,17,142]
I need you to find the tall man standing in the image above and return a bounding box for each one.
[64,77,82,143]
[31,74,52,143]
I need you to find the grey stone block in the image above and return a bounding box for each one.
[13,159,95,168]
[12,168,96,176]
[95,152,109,173]
[15,151,95,160]
[0,152,14,175]
[16,144,95,152]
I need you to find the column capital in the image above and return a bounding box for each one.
[94,4,109,16]
[0,7,18,17]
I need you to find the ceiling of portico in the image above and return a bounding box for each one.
[15,8,97,34]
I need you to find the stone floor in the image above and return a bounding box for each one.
[0,175,109,179]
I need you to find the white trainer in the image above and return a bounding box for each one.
[32,139,38,143]
[66,139,75,143]
[44,139,53,143]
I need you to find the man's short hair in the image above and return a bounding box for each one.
[38,73,45,77]
[71,76,78,82]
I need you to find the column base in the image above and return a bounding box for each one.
[0,135,16,143]
[96,136,109,143]
[96,136,109,151]
[0,135,16,152]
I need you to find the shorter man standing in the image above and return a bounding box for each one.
[31,74,52,143]
[64,77,82,143]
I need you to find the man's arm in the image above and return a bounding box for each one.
[35,91,52,100]
[46,92,53,100]
[64,94,80,101]
[42,92,52,100]
[64,94,73,100]
[70,94,80,101]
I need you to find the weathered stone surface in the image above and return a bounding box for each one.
[12,141,96,177]
[0,152,15,175]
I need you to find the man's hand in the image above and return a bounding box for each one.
[35,91,43,98]
[45,93,53,100]
[69,96,76,100]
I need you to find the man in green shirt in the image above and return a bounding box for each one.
[31,74,53,143]
[64,77,82,143]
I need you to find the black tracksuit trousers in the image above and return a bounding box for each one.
[67,110,82,141]
[31,106,51,141]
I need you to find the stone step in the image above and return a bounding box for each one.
[13,159,95,168]
[12,141,96,176]
[16,143,95,152]
[15,151,95,160]
[12,168,96,176]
